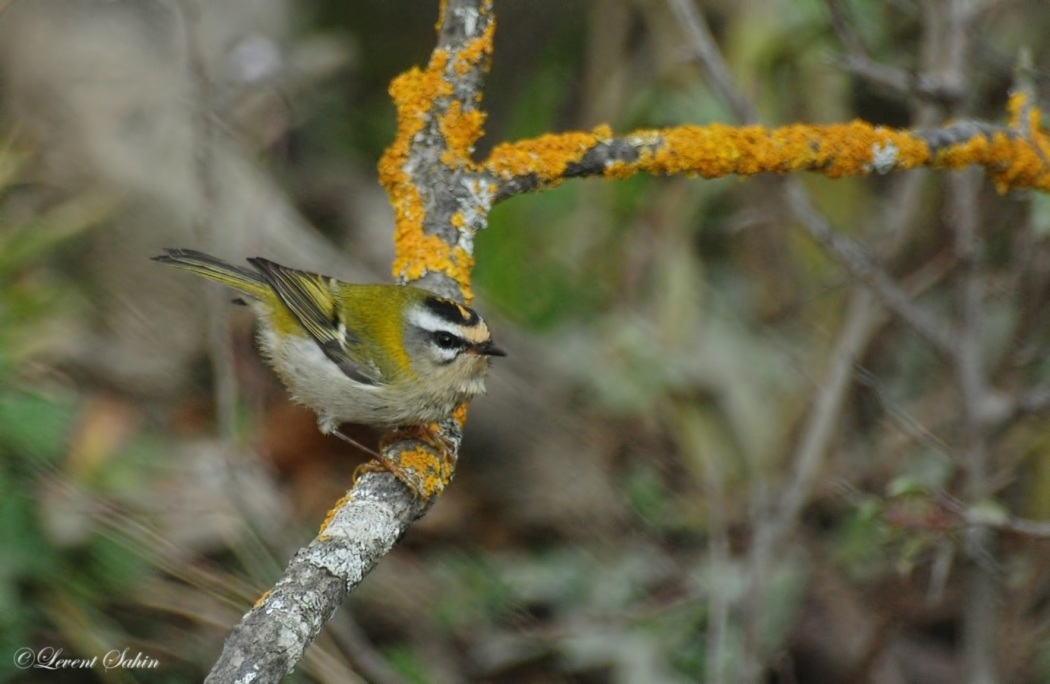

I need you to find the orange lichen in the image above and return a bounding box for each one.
[450,402,470,428]
[931,132,992,169]
[603,159,632,179]
[636,122,931,179]
[998,92,1050,193]
[439,100,486,166]
[485,114,1050,193]
[380,52,477,293]
[320,492,354,532]
[452,18,495,77]
[253,589,273,609]
[984,135,1050,193]
[485,125,619,183]
[391,229,476,300]
[923,111,1050,193]
[883,129,931,168]
[374,1,1050,509]
[1007,91,1029,130]
[487,122,927,184]
[641,124,759,177]
[357,6,499,504]
[379,8,497,300]
[397,445,451,497]
[436,0,448,32]
[378,68,434,278]
[378,50,452,187]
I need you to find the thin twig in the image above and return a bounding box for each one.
[935,491,1050,538]
[770,289,880,540]
[929,0,1000,678]
[822,0,869,57]
[782,182,958,355]
[828,52,964,105]
[822,0,962,106]
[666,0,758,124]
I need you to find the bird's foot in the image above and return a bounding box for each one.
[349,424,455,499]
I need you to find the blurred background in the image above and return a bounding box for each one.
[4,0,1050,681]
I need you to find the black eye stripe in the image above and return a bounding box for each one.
[432,330,466,350]
[422,296,479,326]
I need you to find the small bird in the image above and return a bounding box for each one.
[154,249,504,475]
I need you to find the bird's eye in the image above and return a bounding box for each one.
[432,330,463,350]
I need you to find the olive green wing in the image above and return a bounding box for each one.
[248,258,384,386]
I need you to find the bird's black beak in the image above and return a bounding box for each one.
[474,339,507,357]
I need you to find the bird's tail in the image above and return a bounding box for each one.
[152,248,269,299]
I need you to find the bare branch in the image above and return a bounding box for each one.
[935,491,1050,539]
[769,290,881,539]
[781,181,959,355]
[829,53,966,105]
[666,0,758,124]
[822,0,962,105]
[206,475,427,683]
[822,0,870,58]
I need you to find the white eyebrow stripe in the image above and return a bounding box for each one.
[406,307,469,337]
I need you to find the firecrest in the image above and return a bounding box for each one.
[153,249,505,442]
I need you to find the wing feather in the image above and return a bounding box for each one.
[248,258,383,386]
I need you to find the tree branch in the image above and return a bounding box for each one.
[206,1,494,680]
[205,475,426,683]
[483,115,1047,203]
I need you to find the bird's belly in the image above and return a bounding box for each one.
[260,332,470,429]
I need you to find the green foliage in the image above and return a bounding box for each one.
[623,464,673,529]
[833,498,898,579]
[431,553,517,631]
[0,386,158,682]
[0,390,73,466]
[0,139,173,681]
[383,644,430,684]
[476,181,627,328]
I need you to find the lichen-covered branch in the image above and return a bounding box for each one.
[378,0,494,300]
[480,94,1049,201]
[205,1,493,681]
